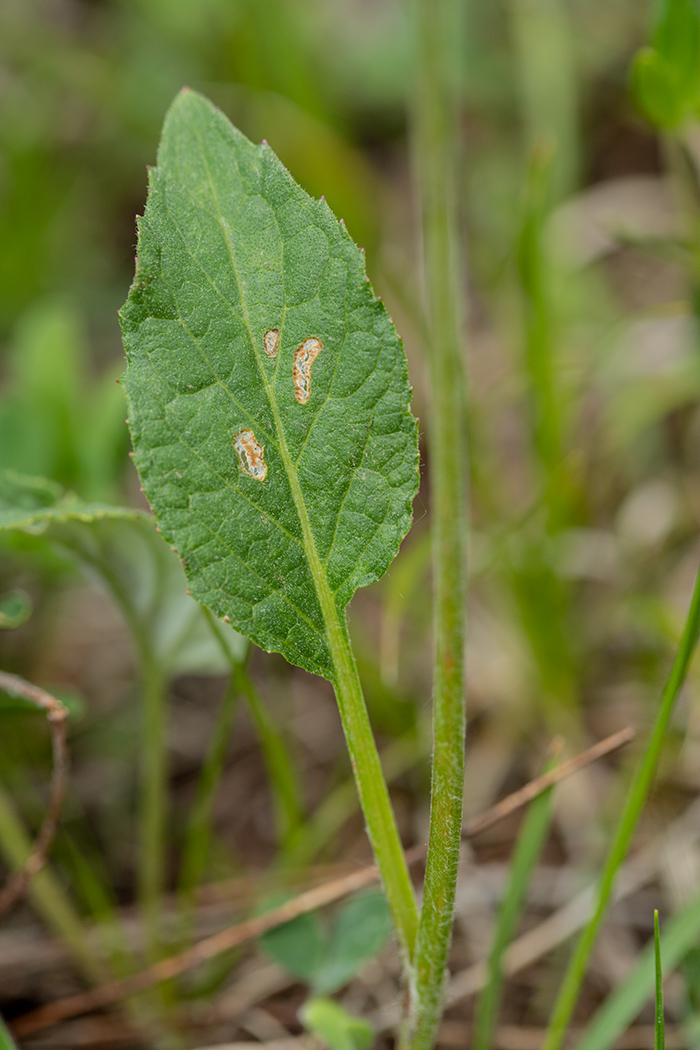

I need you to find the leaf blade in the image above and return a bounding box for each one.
[120,88,419,681]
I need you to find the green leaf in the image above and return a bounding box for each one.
[119,88,418,681]
[313,890,392,995]
[631,0,700,128]
[260,905,325,983]
[300,997,374,1050]
[0,468,246,675]
[0,589,31,630]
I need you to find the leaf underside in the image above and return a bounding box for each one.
[120,89,419,680]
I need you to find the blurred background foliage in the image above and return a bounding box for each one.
[3,0,700,1042]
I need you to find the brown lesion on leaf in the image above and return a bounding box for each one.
[263,329,280,358]
[293,337,323,404]
[233,429,267,481]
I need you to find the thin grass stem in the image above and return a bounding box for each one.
[654,910,665,1050]
[576,889,700,1050]
[139,654,168,961]
[543,560,700,1050]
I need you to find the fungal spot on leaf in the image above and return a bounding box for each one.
[293,337,323,404]
[233,429,268,481]
[263,329,280,358]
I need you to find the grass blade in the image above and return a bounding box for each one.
[575,895,700,1050]
[655,910,665,1050]
[0,1014,18,1050]
[543,560,700,1050]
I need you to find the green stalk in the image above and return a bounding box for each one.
[543,560,700,1050]
[138,651,168,961]
[207,612,416,960]
[286,730,422,869]
[330,621,419,963]
[409,0,468,1044]
[654,911,665,1050]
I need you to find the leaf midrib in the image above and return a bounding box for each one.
[185,117,347,679]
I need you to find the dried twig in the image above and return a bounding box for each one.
[11,726,633,1038]
[0,671,69,917]
[462,726,635,838]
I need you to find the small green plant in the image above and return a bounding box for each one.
[119,85,435,1040]
[631,0,700,129]
[260,889,391,1049]
[7,3,700,1048]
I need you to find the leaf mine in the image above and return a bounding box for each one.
[263,329,280,358]
[233,429,267,481]
[293,337,323,404]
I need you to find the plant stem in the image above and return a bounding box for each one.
[138,652,168,961]
[654,910,665,1050]
[329,620,419,963]
[409,0,468,1043]
[543,560,700,1050]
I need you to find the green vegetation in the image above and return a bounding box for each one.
[4,0,700,1048]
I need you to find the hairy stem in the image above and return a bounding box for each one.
[542,560,700,1050]
[408,0,469,1044]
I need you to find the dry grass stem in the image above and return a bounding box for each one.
[0,670,69,917]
